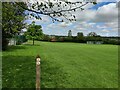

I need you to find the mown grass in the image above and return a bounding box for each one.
[2,41,118,88]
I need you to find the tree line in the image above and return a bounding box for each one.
[24,28,120,45]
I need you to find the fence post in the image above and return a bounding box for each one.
[36,55,41,90]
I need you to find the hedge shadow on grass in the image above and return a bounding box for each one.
[24,44,41,46]
[2,55,69,89]
[2,55,36,89]
[6,46,27,52]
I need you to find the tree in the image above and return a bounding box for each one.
[25,21,43,45]
[77,32,84,37]
[77,32,84,42]
[86,32,102,41]
[15,1,97,22]
[2,2,27,50]
[68,30,72,37]
[87,32,97,37]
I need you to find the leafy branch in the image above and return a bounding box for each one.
[16,1,97,22]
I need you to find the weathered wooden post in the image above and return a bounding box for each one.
[36,55,41,90]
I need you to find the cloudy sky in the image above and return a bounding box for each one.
[25,0,119,36]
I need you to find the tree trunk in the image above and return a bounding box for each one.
[33,38,34,45]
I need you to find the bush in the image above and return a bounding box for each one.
[102,39,120,45]
[16,39,22,45]
[2,37,9,51]
[16,35,28,45]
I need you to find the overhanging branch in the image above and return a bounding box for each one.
[16,2,89,22]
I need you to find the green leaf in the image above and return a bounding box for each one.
[93,2,97,5]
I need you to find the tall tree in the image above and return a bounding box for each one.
[68,30,72,37]
[77,32,84,42]
[2,2,27,50]
[25,21,43,45]
[87,32,97,37]
[77,32,84,37]
[87,32,100,41]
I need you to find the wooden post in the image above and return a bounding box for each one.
[36,55,41,90]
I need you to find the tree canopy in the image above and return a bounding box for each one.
[68,30,72,37]
[77,32,84,37]
[87,32,98,37]
[25,21,43,45]
[2,2,27,37]
[2,2,27,50]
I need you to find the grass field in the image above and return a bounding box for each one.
[2,41,118,88]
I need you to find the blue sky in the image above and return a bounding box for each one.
[90,2,115,10]
[25,1,118,36]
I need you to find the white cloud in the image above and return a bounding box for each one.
[74,3,118,23]
[59,22,73,27]
[74,22,96,29]
[96,25,107,29]
[97,0,118,2]
[93,3,118,22]
[105,22,118,29]
[102,29,109,33]
[26,15,51,25]
[26,1,118,36]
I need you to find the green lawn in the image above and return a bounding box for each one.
[2,41,118,88]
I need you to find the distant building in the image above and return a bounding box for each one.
[87,41,103,44]
[8,38,16,46]
[50,36,56,42]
